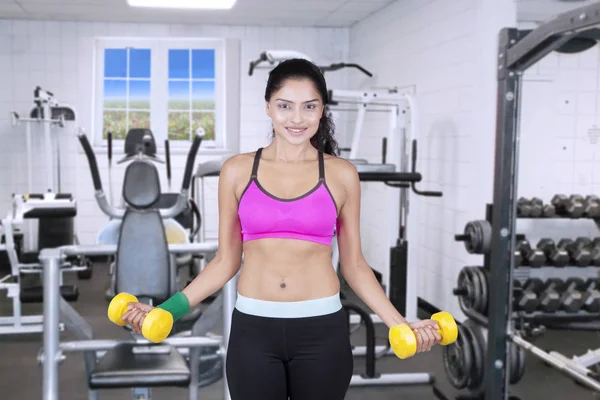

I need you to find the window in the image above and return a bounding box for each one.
[94,38,223,149]
[167,49,216,141]
[102,48,152,139]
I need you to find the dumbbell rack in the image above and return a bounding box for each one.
[464,203,600,329]
[434,201,600,400]
[483,6,600,398]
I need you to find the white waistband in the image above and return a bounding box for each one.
[235,292,342,318]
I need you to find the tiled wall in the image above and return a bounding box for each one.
[347,0,517,319]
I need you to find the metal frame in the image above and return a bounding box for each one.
[40,243,235,400]
[329,88,417,322]
[488,3,600,398]
[0,196,84,335]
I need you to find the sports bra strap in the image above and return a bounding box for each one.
[318,151,325,182]
[251,148,263,179]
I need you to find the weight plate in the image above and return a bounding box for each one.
[196,346,224,388]
[479,220,492,254]
[462,318,486,392]
[442,324,473,389]
[463,220,492,255]
[456,268,477,312]
[515,346,526,384]
[508,341,519,384]
[481,267,490,315]
[463,221,480,254]
[467,266,485,315]
[474,267,488,316]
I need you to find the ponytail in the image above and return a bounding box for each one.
[310,108,338,156]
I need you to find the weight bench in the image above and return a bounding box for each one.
[38,243,229,400]
[37,130,234,400]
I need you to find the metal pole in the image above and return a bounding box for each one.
[40,249,62,400]
[222,272,237,400]
[511,334,600,392]
[349,105,366,160]
[485,27,521,400]
[43,102,53,192]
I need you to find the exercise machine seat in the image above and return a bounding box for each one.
[89,343,190,389]
[115,209,171,304]
[115,158,171,304]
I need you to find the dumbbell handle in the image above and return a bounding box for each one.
[108,293,173,343]
[455,233,525,241]
[389,311,458,359]
[453,287,468,296]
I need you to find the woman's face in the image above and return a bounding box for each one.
[266,78,324,146]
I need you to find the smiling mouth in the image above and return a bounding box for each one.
[286,127,307,135]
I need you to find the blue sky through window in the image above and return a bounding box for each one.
[103,48,151,110]
[168,49,215,80]
[102,45,216,141]
[104,48,151,79]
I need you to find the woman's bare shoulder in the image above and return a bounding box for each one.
[323,154,359,184]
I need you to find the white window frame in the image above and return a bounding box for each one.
[92,37,225,151]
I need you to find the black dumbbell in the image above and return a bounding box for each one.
[530,197,556,218]
[537,238,569,267]
[516,240,546,267]
[582,279,600,313]
[589,238,600,266]
[517,197,532,217]
[570,194,600,218]
[539,278,562,313]
[513,279,540,313]
[551,194,584,218]
[559,278,585,313]
[514,249,523,266]
[557,238,593,266]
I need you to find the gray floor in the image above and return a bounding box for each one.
[1,263,600,400]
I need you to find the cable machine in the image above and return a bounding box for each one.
[0,87,87,336]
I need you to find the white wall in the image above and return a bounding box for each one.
[0,19,350,245]
[348,0,517,320]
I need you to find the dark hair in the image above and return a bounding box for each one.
[264,58,338,156]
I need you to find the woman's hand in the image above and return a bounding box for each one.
[409,319,442,353]
[121,302,155,334]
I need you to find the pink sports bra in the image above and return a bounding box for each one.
[238,148,338,246]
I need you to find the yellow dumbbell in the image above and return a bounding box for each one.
[107,292,174,343]
[388,311,458,359]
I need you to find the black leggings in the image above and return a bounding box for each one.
[225,307,354,400]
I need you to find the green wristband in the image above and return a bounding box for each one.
[157,292,190,321]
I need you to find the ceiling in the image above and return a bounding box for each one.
[516,0,599,25]
[0,0,396,27]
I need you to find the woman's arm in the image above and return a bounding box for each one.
[336,161,408,329]
[181,155,244,307]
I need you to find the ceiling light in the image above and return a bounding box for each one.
[127,0,237,9]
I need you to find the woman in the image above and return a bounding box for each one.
[122,58,441,399]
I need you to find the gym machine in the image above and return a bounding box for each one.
[317,81,444,386]
[8,87,79,254]
[190,158,227,269]
[39,128,233,400]
[0,87,89,336]
[247,50,374,78]
[97,129,202,301]
[438,3,600,399]
[327,87,441,319]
